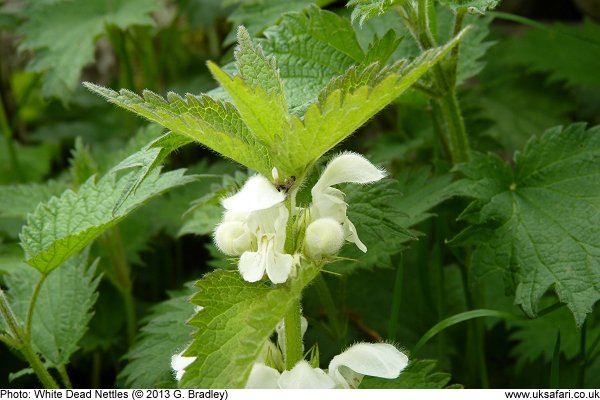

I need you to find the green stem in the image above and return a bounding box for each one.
[0,333,19,348]
[437,90,470,164]
[284,299,303,370]
[26,274,47,340]
[0,288,59,388]
[21,344,59,388]
[57,364,73,389]
[550,332,561,389]
[109,27,136,91]
[387,253,404,341]
[122,291,137,347]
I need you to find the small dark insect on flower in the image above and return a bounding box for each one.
[276,176,296,193]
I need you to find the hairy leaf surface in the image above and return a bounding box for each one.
[181,264,319,388]
[5,250,100,366]
[361,359,461,388]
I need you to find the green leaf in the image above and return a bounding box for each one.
[5,249,100,367]
[361,359,461,388]
[260,6,366,113]
[334,170,459,273]
[18,0,161,101]
[347,0,409,26]
[501,19,600,89]
[20,163,194,274]
[0,136,56,184]
[119,285,196,388]
[439,0,500,14]
[84,83,273,178]
[181,264,320,388]
[509,302,600,369]
[0,181,69,219]
[225,0,315,45]
[455,124,600,326]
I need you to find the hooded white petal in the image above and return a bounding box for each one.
[223,175,285,213]
[245,363,281,389]
[312,153,386,197]
[328,343,408,388]
[171,351,196,382]
[279,361,336,389]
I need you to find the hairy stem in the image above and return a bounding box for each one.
[0,93,23,182]
[26,274,47,340]
[21,344,59,388]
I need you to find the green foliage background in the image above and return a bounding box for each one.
[1,0,599,390]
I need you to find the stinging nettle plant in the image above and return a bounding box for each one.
[2,0,599,390]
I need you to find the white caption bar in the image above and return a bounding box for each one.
[0,389,599,400]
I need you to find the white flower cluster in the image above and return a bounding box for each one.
[214,153,386,284]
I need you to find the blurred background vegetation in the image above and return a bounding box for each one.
[1,0,599,389]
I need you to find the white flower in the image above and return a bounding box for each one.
[171,350,196,382]
[220,175,294,284]
[245,342,408,389]
[304,217,345,259]
[310,153,385,253]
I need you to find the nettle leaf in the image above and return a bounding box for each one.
[0,181,69,219]
[181,264,320,388]
[20,159,194,274]
[502,19,600,89]
[119,285,195,388]
[455,124,600,326]
[439,0,500,14]
[5,249,100,367]
[361,359,461,388]
[347,0,409,27]
[18,0,161,100]
[260,6,367,113]
[225,0,315,45]
[333,170,458,273]
[84,83,273,178]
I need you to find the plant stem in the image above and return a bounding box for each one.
[284,299,303,370]
[21,344,59,388]
[387,252,404,341]
[438,91,470,164]
[26,274,47,340]
[57,364,73,389]
[0,287,22,340]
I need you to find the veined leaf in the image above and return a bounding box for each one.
[277,30,465,177]
[20,165,194,274]
[439,0,500,14]
[18,0,161,101]
[0,181,69,219]
[181,264,320,388]
[347,0,409,27]
[261,6,366,113]
[119,285,196,388]
[455,123,600,326]
[361,359,461,388]
[83,83,273,178]
[5,249,100,367]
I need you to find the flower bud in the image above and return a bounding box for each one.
[304,218,345,260]
[214,221,253,256]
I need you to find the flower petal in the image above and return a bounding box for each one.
[328,343,408,388]
[171,351,196,382]
[312,153,385,197]
[345,218,367,253]
[238,250,266,282]
[279,361,336,389]
[223,175,285,212]
[245,363,281,389]
[266,252,294,284]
